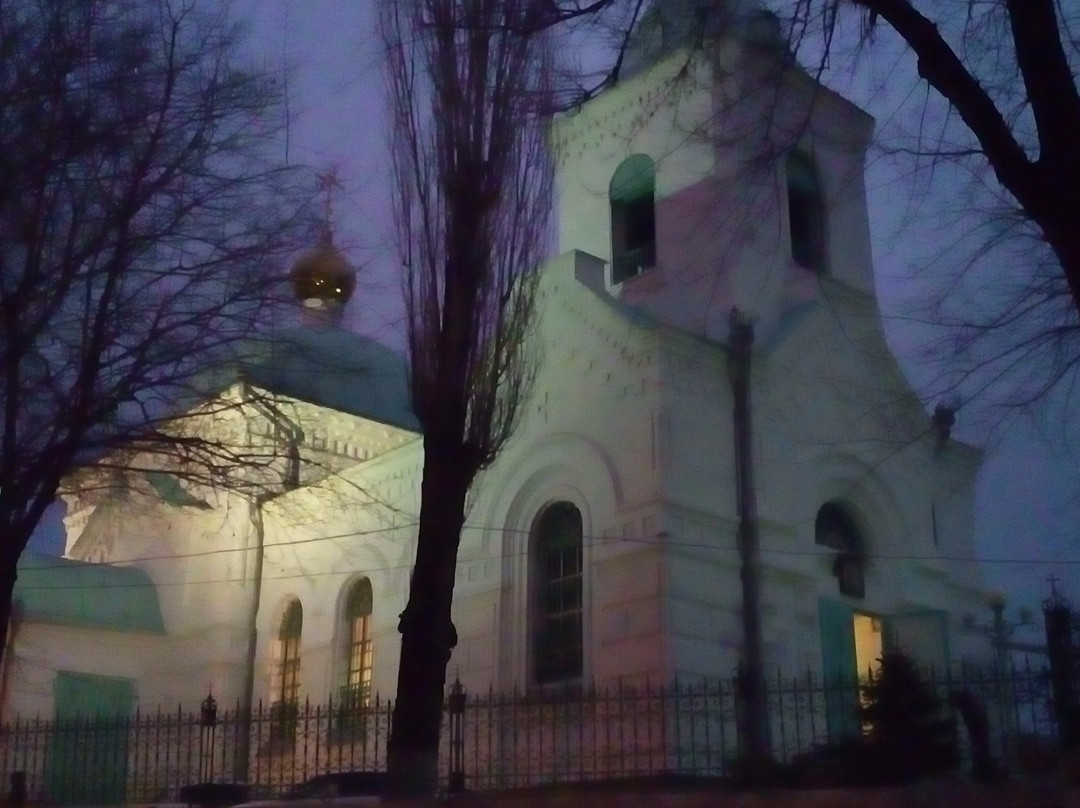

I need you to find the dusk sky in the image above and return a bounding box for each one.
[35,0,1080,636]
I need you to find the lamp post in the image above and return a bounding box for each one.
[968,591,1038,671]
[986,591,1009,672]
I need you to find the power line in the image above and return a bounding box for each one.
[16,518,1074,594]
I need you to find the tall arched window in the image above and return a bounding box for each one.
[343,578,373,708]
[275,599,303,706]
[610,155,657,284]
[532,502,584,684]
[815,502,865,598]
[786,151,826,273]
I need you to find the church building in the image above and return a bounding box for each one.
[5,0,986,733]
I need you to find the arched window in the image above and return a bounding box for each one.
[786,151,826,272]
[815,502,865,598]
[610,155,657,284]
[343,578,373,708]
[532,502,584,684]
[275,599,303,706]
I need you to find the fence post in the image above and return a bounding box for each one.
[200,693,218,784]
[9,771,25,808]
[1043,584,1080,751]
[447,678,466,794]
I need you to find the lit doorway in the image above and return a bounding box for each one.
[820,599,950,741]
[852,613,883,681]
[819,599,883,740]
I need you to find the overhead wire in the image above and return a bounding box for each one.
[15,512,1072,594]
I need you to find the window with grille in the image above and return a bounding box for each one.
[343,578,373,708]
[275,599,303,706]
[532,502,584,685]
[264,598,303,750]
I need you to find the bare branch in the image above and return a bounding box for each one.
[0,0,315,667]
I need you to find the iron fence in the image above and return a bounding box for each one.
[458,659,1059,789]
[0,660,1061,804]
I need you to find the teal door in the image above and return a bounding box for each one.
[885,610,950,673]
[48,672,134,805]
[818,597,859,740]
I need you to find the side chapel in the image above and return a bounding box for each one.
[6,0,986,730]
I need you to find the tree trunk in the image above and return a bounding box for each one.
[0,549,20,692]
[386,442,472,798]
[0,510,36,682]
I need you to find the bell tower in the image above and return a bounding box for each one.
[551,0,875,342]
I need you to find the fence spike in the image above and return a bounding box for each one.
[11,661,1056,792]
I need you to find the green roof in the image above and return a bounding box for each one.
[237,326,420,430]
[144,471,212,509]
[13,553,165,634]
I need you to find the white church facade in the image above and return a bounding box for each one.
[5,2,987,727]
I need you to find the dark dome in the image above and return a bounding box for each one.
[289,239,355,306]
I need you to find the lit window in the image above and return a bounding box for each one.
[610,155,657,284]
[343,578,373,708]
[815,502,864,598]
[275,599,303,706]
[532,502,584,684]
[786,151,826,272]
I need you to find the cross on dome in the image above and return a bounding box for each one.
[289,167,355,310]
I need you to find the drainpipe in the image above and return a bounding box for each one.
[727,307,768,773]
[234,388,302,778]
[235,493,269,778]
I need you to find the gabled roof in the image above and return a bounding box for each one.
[13,552,165,634]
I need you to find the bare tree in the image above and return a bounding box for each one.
[780,0,1080,416]
[0,0,312,671]
[380,0,553,794]
[803,0,1080,310]
[468,0,1080,415]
